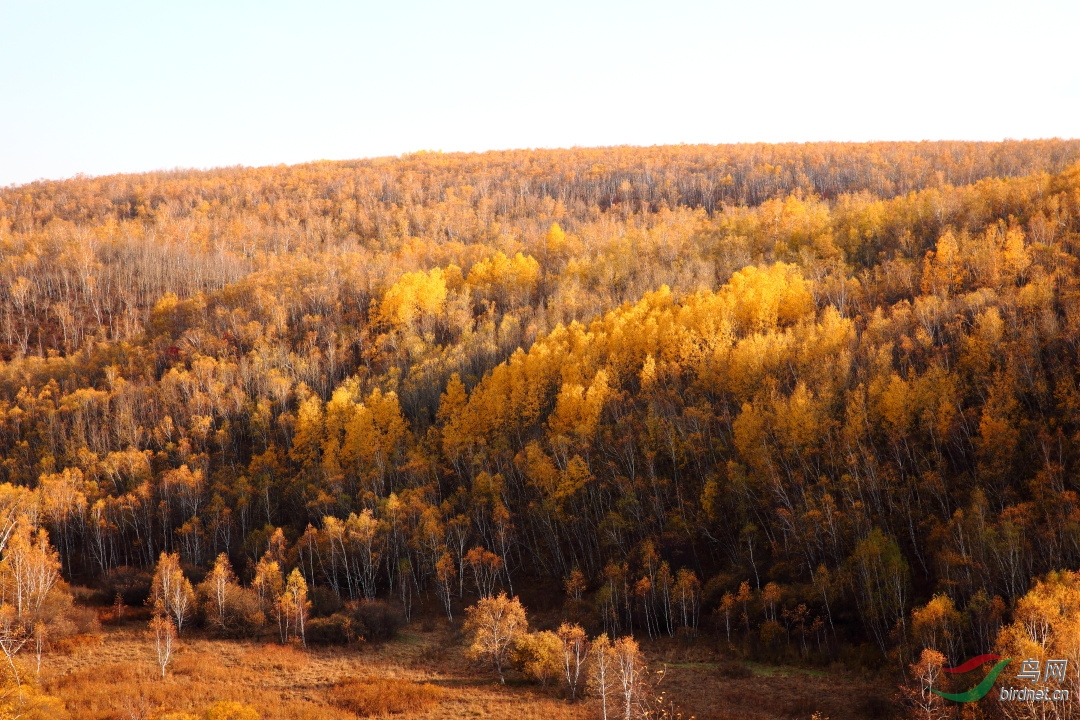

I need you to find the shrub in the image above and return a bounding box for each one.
[103,566,152,606]
[205,701,261,720]
[329,678,445,716]
[219,586,265,638]
[717,661,752,679]
[34,586,101,658]
[514,630,563,686]
[348,600,403,642]
[0,666,66,719]
[309,586,343,618]
[306,613,358,645]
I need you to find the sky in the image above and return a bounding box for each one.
[1,0,1078,187]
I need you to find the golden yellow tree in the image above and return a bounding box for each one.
[514,630,562,686]
[199,553,238,630]
[557,622,589,700]
[995,571,1080,720]
[281,568,309,647]
[589,634,615,720]
[899,648,948,720]
[464,593,528,684]
[150,552,194,636]
[613,636,645,720]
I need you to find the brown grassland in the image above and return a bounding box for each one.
[37,609,891,720]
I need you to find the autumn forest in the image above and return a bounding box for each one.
[5,140,1080,718]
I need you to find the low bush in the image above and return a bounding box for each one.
[717,661,753,679]
[217,586,266,638]
[309,586,344,618]
[102,566,152,606]
[306,613,358,645]
[329,678,445,716]
[205,701,261,720]
[514,630,563,686]
[348,600,404,642]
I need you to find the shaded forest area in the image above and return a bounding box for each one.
[4,140,1080,671]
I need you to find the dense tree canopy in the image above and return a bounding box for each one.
[3,140,1080,661]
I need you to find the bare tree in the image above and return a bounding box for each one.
[150,614,176,679]
[169,575,194,636]
[0,608,27,688]
[32,620,46,676]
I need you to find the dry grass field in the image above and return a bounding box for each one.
[41,620,590,720]
[35,614,895,720]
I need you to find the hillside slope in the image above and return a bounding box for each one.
[2,141,1080,667]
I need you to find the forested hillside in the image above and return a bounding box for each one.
[4,140,1080,669]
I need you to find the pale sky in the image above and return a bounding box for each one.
[1,0,1078,187]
